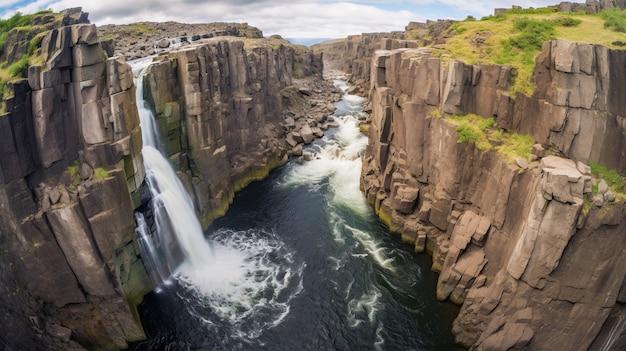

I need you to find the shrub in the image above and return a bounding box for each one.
[495,133,534,162]
[507,7,557,15]
[599,7,626,32]
[509,17,556,51]
[456,123,481,143]
[553,16,582,27]
[94,168,110,179]
[481,14,507,22]
[66,163,80,184]
[589,162,625,193]
[450,114,493,150]
[451,22,467,34]
[480,117,496,130]
[7,55,29,77]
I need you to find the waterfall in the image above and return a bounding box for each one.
[126,55,307,346]
[131,58,213,285]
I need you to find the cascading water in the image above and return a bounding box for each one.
[130,58,304,347]
[132,59,213,285]
[129,76,462,350]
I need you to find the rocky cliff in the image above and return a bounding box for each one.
[312,20,453,96]
[0,10,331,351]
[0,17,150,351]
[139,35,332,228]
[358,40,626,350]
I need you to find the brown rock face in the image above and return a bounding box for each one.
[1,20,150,350]
[1,15,330,350]
[511,39,626,174]
[358,44,626,350]
[139,37,328,227]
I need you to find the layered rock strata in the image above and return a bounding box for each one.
[1,13,330,350]
[140,36,332,227]
[360,44,626,350]
[1,21,150,350]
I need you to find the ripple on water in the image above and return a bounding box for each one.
[175,228,304,344]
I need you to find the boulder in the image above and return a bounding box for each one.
[45,203,116,296]
[391,185,419,214]
[598,179,609,194]
[156,38,170,49]
[300,124,314,144]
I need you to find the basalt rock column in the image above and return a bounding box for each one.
[360,45,626,350]
[141,37,326,228]
[0,21,151,350]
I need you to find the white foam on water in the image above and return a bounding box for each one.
[281,114,370,219]
[373,323,385,351]
[348,224,397,273]
[347,286,382,328]
[132,60,306,345]
[176,228,304,341]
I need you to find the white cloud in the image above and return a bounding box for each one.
[1,0,574,38]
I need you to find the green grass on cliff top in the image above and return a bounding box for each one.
[447,113,535,163]
[438,8,626,96]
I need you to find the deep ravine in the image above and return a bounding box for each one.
[128,77,462,350]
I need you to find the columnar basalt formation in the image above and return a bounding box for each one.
[0,20,151,350]
[140,37,330,227]
[510,39,626,174]
[312,21,454,95]
[360,45,626,350]
[312,32,409,94]
[1,13,331,350]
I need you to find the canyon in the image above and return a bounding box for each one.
[0,8,334,350]
[1,2,626,350]
[314,8,626,350]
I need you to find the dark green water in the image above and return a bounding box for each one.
[129,81,462,350]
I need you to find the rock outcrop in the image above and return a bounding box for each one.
[1,10,332,350]
[359,42,626,350]
[1,17,151,351]
[98,21,265,60]
[139,36,332,227]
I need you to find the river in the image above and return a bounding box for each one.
[129,77,461,350]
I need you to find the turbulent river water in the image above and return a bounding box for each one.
[129,77,461,351]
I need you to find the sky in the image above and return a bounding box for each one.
[1,0,559,39]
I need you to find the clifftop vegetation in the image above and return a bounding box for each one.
[428,7,626,96]
[0,10,65,111]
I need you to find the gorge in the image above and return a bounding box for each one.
[1,2,626,350]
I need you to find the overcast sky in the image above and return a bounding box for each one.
[2,0,559,39]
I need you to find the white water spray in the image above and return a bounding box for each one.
[132,59,212,282]
[131,58,303,342]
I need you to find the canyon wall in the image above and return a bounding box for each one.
[0,14,329,350]
[359,42,626,350]
[139,36,329,228]
[0,21,150,350]
[313,20,452,95]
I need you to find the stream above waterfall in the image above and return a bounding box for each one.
[129,78,462,350]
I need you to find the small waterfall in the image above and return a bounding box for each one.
[132,59,213,285]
